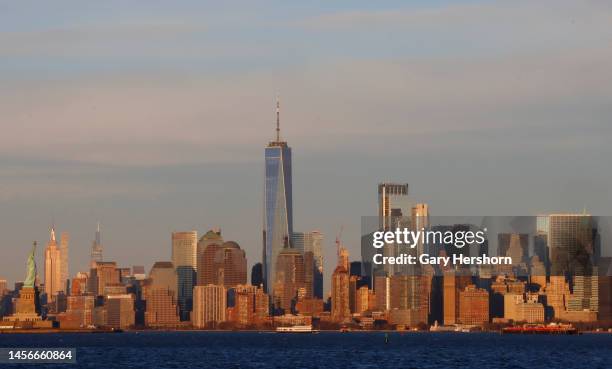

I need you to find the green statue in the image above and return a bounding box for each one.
[23,241,37,288]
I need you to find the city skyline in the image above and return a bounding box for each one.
[2,0,612,290]
[1,4,611,369]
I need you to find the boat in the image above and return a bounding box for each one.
[502,324,578,335]
[429,321,457,332]
[275,325,317,333]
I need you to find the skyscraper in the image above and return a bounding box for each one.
[88,261,120,297]
[458,285,489,325]
[44,227,62,301]
[105,294,135,329]
[411,203,429,255]
[59,232,69,293]
[331,265,350,322]
[548,214,594,276]
[443,269,472,325]
[251,263,263,287]
[290,232,305,254]
[377,183,411,277]
[304,251,315,299]
[231,284,258,326]
[273,248,304,312]
[293,231,324,299]
[306,231,324,299]
[57,294,95,329]
[196,229,223,285]
[71,272,88,296]
[378,183,411,231]
[172,231,197,321]
[198,241,248,288]
[263,98,293,295]
[192,284,226,328]
[144,262,180,327]
[595,257,612,321]
[91,223,103,268]
[331,245,350,322]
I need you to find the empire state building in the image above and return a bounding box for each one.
[262,98,293,294]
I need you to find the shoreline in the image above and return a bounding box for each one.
[2,328,610,334]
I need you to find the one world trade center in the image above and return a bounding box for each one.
[263,98,293,295]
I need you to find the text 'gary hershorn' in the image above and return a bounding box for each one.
[371,227,513,266]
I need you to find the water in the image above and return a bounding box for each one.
[0,332,610,368]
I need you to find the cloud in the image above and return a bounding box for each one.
[299,0,612,33]
[1,43,611,166]
[0,0,610,168]
[0,19,211,58]
[0,159,166,202]
[297,0,612,59]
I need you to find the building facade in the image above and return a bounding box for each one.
[59,232,69,293]
[458,285,489,325]
[443,270,472,325]
[105,294,135,329]
[198,240,247,288]
[88,261,120,297]
[331,265,350,322]
[263,100,293,295]
[196,229,223,285]
[44,228,62,301]
[273,248,304,312]
[192,285,226,328]
[172,231,197,321]
[144,262,179,327]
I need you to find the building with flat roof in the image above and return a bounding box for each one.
[192,285,226,328]
[105,294,135,329]
[459,285,489,325]
[172,231,197,321]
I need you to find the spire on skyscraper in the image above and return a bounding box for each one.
[91,222,103,267]
[96,221,101,245]
[276,95,280,142]
[50,226,56,242]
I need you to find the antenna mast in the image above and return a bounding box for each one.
[276,96,280,142]
[336,225,344,259]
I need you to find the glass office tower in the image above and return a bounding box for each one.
[172,231,197,321]
[263,100,293,295]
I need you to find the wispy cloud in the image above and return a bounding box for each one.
[299,0,612,32]
[1,44,609,166]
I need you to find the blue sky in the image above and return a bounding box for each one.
[1,0,611,291]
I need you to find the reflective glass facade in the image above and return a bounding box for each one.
[171,231,197,321]
[263,142,293,294]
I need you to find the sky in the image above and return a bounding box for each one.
[1,0,611,292]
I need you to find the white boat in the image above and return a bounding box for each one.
[275,325,317,333]
[429,321,456,332]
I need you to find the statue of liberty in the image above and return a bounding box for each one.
[23,241,37,288]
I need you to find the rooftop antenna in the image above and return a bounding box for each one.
[96,221,101,245]
[276,96,280,142]
[336,225,344,259]
[50,218,56,242]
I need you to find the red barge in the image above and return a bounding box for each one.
[502,324,578,335]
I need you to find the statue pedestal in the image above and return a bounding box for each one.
[3,287,41,322]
